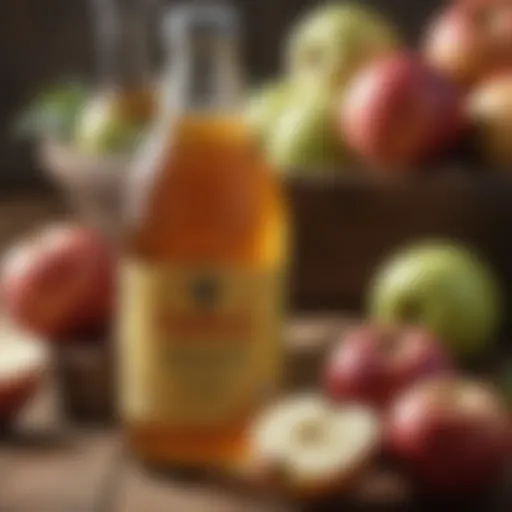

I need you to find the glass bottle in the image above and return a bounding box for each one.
[118,3,289,469]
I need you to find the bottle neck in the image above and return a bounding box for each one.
[165,32,244,115]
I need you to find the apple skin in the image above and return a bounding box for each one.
[267,93,349,172]
[245,82,291,144]
[286,4,400,93]
[467,73,512,166]
[341,54,464,172]
[424,2,512,87]
[75,88,153,156]
[368,241,503,359]
[0,224,115,340]
[386,377,512,494]
[323,325,453,409]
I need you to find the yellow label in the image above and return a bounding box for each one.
[118,262,284,427]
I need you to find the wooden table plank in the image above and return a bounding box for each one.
[0,429,121,512]
[111,458,288,512]
[284,314,353,390]
[0,375,122,512]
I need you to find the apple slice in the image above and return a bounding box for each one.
[248,394,381,499]
[0,326,48,423]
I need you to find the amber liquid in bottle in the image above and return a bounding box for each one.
[118,5,288,469]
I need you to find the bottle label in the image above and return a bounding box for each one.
[118,261,284,426]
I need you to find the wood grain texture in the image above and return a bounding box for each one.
[0,314,345,512]
[0,431,121,512]
[288,174,512,317]
[111,460,287,512]
[0,313,510,511]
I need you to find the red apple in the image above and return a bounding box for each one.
[424,2,512,87]
[0,224,115,339]
[341,54,464,172]
[386,377,512,494]
[0,327,48,423]
[323,325,453,409]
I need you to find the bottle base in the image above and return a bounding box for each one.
[123,420,249,473]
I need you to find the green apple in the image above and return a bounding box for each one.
[266,93,348,172]
[245,81,290,143]
[74,92,146,156]
[15,81,88,143]
[368,241,503,358]
[286,4,401,92]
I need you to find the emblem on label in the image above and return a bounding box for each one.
[119,262,284,425]
[190,275,220,308]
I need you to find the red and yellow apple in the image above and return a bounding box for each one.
[424,1,512,87]
[341,54,464,172]
[0,224,115,339]
[323,325,453,408]
[386,377,511,494]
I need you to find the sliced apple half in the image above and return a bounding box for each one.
[0,326,48,423]
[248,394,381,499]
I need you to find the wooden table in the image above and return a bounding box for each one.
[0,317,339,512]
[0,315,511,512]
[0,194,510,511]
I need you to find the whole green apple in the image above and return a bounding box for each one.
[266,93,348,172]
[286,4,401,92]
[368,241,503,358]
[245,81,290,144]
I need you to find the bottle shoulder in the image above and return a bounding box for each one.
[122,114,286,263]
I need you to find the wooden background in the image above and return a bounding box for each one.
[1,0,442,190]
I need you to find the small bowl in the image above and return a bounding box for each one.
[39,138,130,243]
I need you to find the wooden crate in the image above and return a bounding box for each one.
[288,173,512,321]
[42,139,512,333]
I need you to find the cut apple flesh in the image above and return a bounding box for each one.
[0,329,47,382]
[250,395,381,495]
[0,327,47,420]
